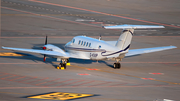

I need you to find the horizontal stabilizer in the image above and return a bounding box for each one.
[126,46,177,57]
[103,24,165,29]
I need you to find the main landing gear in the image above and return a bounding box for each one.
[57,59,70,70]
[113,63,121,69]
[113,59,121,69]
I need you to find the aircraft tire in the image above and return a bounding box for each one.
[117,63,121,69]
[59,63,66,69]
[63,63,66,69]
[114,63,121,69]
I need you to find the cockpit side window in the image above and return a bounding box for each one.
[72,39,75,43]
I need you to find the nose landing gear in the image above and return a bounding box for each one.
[57,59,69,70]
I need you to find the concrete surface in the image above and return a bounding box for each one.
[1,0,180,101]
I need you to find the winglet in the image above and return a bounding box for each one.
[103,24,165,29]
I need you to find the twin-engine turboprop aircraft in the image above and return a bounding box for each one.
[2,25,177,69]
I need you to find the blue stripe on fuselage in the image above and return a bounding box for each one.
[65,44,130,57]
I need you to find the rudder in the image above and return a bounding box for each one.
[115,29,134,52]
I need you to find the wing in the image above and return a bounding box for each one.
[126,46,177,57]
[2,46,71,57]
[2,46,90,59]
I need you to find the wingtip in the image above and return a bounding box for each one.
[170,45,177,48]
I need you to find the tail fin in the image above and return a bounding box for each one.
[115,29,134,52]
[103,24,165,51]
[103,24,165,59]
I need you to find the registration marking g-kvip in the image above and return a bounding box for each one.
[27,92,94,100]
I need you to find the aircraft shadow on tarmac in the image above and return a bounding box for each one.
[0,51,114,69]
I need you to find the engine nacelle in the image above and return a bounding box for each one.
[44,44,66,54]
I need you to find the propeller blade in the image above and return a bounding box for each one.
[43,36,47,62]
[45,35,47,45]
[43,54,46,62]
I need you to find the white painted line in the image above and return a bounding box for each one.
[163,99,174,101]
[75,19,95,22]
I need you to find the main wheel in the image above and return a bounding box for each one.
[113,63,117,69]
[113,63,121,69]
[117,63,121,69]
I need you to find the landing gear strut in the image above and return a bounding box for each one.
[57,59,69,69]
[113,59,121,69]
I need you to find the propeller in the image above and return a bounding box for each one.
[45,35,47,45]
[43,36,47,62]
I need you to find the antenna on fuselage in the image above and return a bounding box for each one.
[99,34,102,40]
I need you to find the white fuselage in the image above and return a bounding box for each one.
[64,36,122,60]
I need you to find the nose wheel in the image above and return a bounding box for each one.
[113,63,121,69]
[57,63,66,70]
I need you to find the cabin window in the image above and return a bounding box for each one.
[84,42,86,46]
[89,43,91,47]
[81,41,84,45]
[78,40,81,45]
[99,45,101,48]
[86,42,89,47]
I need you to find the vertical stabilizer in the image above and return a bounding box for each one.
[103,24,165,52]
[116,29,134,52]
